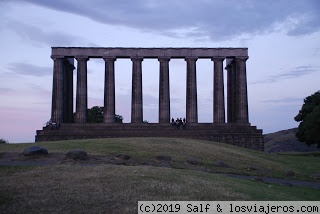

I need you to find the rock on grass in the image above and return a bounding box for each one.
[66,149,88,160]
[286,170,295,177]
[155,155,172,162]
[186,157,199,165]
[215,160,231,168]
[23,146,48,156]
[115,154,131,160]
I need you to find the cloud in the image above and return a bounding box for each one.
[273,66,318,79]
[285,11,320,36]
[251,65,318,84]
[3,19,98,47]
[262,97,303,104]
[6,62,52,77]
[16,0,320,41]
[0,87,16,95]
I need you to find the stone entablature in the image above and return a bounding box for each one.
[52,47,248,58]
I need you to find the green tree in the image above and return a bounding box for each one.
[115,114,123,123]
[86,106,123,123]
[0,138,8,144]
[294,91,320,147]
[87,106,104,123]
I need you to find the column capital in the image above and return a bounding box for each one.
[103,57,117,62]
[51,55,65,60]
[131,57,144,62]
[185,57,198,61]
[158,57,171,62]
[75,56,89,61]
[235,56,249,61]
[211,57,225,62]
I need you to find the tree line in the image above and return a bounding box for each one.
[80,106,123,123]
[294,90,320,148]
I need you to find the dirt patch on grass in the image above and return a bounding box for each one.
[0,152,185,168]
[1,151,320,190]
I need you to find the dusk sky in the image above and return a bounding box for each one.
[0,0,319,143]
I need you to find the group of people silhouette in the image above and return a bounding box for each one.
[171,117,186,129]
[45,119,60,130]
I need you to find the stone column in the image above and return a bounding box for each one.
[103,57,116,123]
[226,60,232,123]
[226,59,236,123]
[158,57,170,123]
[51,55,64,123]
[75,57,89,123]
[131,57,143,123]
[63,59,75,123]
[235,57,249,123]
[185,57,198,123]
[212,57,225,123]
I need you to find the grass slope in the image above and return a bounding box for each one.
[1,138,319,213]
[264,128,320,153]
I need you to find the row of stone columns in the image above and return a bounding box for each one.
[51,56,249,124]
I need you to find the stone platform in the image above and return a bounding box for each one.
[35,123,264,151]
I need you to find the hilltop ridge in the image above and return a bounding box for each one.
[264,128,320,153]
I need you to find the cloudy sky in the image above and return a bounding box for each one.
[0,0,319,143]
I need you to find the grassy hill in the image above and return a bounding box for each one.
[264,128,320,153]
[1,138,319,213]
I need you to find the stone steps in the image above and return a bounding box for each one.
[35,123,264,151]
[38,125,260,135]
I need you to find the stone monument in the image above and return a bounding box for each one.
[35,47,264,151]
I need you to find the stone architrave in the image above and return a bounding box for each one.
[212,57,225,123]
[51,55,64,123]
[75,57,89,123]
[185,57,198,123]
[158,57,170,123]
[103,57,116,123]
[131,57,143,123]
[235,57,249,123]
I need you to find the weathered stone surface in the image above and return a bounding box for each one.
[75,58,89,123]
[115,154,130,160]
[66,149,88,160]
[131,58,143,123]
[36,123,264,151]
[186,157,199,165]
[215,160,230,168]
[186,57,198,123]
[155,155,171,162]
[159,58,170,123]
[213,58,225,123]
[23,146,48,156]
[104,58,116,123]
[285,170,295,177]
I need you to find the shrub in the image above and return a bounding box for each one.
[0,138,8,144]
